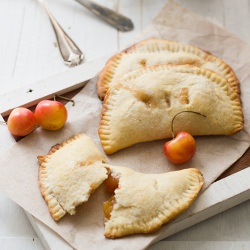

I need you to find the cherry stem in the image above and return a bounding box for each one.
[171,111,206,138]
[54,95,75,106]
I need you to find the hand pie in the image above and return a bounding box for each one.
[99,64,243,154]
[38,134,108,221]
[38,134,204,238]
[125,38,240,93]
[103,166,204,238]
[97,38,240,100]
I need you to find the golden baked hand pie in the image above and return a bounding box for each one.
[38,134,204,238]
[99,64,243,154]
[38,134,108,221]
[127,38,240,93]
[103,166,204,238]
[97,38,239,100]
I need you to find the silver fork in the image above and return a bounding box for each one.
[37,0,84,67]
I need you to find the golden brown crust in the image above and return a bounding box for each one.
[38,134,108,221]
[202,54,240,94]
[127,38,240,94]
[96,38,240,100]
[104,167,204,238]
[125,38,208,55]
[97,52,124,100]
[99,64,244,154]
[38,134,204,238]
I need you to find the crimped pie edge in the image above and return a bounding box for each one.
[37,134,107,221]
[104,167,204,238]
[99,64,243,154]
[97,38,240,100]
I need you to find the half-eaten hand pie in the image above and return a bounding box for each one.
[103,166,204,238]
[38,133,204,238]
[38,134,108,221]
[99,64,243,154]
[97,38,240,100]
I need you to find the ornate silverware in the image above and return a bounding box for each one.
[37,0,84,67]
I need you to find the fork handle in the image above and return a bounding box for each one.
[41,2,84,66]
[74,0,134,31]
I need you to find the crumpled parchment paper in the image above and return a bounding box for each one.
[1,1,250,250]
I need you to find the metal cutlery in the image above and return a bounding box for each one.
[74,0,134,31]
[36,0,133,66]
[37,0,84,67]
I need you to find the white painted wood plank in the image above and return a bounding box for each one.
[0,194,38,237]
[0,0,120,96]
[46,0,119,60]
[117,0,168,52]
[150,241,250,250]
[27,214,72,250]
[0,56,109,116]
[0,117,15,152]
[0,238,44,250]
[163,200,250,242]
[0,0,65,94]
[118,0,144,49]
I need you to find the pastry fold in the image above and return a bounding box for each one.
[97,38,240,100]
[99,64,243,154]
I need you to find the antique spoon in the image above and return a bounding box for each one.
[37,0,84,67]
[74,0,134,31]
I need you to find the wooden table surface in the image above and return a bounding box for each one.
[0,0,250,249]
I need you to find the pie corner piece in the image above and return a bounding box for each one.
[103,167,204,239]
[37,133,108,221]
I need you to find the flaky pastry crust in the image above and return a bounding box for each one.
[97,38,240,100]
[37,134,205,239]
[99,64,243,154]
[104,166,204,238]
[38,134,108,221]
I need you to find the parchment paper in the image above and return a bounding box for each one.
[1,1,250,250]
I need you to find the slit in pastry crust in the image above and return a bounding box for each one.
[99,64,243,154]
[97,38,240,100]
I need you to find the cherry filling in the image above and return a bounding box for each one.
[104,173,119,194]
[103,195,116,220]
[103,171,119,220]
